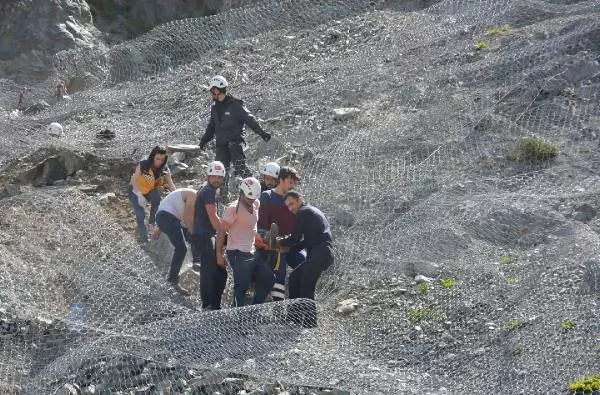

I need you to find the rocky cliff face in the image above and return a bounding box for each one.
[0,0,252,83]
[86,0,224,41]
[0,0,104,82]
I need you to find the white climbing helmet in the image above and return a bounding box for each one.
[261,162,280,178]
[239,177,261,199]
[46,122,63,137]
[208,75,228,90]
[207,161,226,177]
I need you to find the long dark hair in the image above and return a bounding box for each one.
[147,145,168,169]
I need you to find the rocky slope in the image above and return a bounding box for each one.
[1,0,600,394]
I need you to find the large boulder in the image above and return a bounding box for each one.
[17,149,86,186]
[0,0,104,81]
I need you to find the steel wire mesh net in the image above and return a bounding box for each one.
[1,0,600,394]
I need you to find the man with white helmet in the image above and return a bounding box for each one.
[199,75,272,200]
[190,161,227,310]
[215,177,275,307]
[260,162,280,192]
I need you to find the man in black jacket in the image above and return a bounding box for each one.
[277,191,334,328]
[199,75,271,199]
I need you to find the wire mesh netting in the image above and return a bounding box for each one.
[1,0,600,394]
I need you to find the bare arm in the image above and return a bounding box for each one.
[205,203,222,233]
[130,164,141,193]
[215,220,232,268]
[164,173,176,192]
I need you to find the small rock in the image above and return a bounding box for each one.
[96,129,116,140]
[78,184,101,193]
[98,192,116,203]
[23,101,50,115]
[169,162,189,176]
[414,274,432,284]
[472,347,486,356]
[222,377,244,390]
[47,122,64,137]
[82,384,97,394]
[332,107,360,121]
[169,151,186,163]
[167,144,202,156]
[61,383,80,395]
[176,378,187,390]
[336,298,360,315]
[1,184,21,197]
[573,211,589,222]
[406,260,440,277]
[90,175,112,188]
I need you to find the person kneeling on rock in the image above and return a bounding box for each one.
[216,177,274,307]
[128,146,176,244]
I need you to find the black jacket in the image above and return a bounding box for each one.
[200,95,268,146]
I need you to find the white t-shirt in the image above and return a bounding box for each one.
[157,188,196,220]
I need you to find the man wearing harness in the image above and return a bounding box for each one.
[199,75,272,200]
[277,191,334,328]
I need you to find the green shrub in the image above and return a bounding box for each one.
[507,276,519,285]
[499,255,515,264]
[507,138,558,163]
[440,278,456,289]
[408,308,443,325]
[562,320,576,330]
[506,319,525,331]
[474,40,488,50]
[486,24,512,36]
[568,375,600,392]
[419,282,430,294]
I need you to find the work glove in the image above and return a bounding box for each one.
[260,132,271,142]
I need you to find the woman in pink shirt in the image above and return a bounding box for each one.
[216,177,275,306]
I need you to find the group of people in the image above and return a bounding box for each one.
[127,75,334,327]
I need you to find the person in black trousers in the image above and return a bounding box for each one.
[277,191,334,328]
[199,75,271,200]
[191,161,227,310]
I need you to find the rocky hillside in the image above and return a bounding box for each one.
[1,0,600,394]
